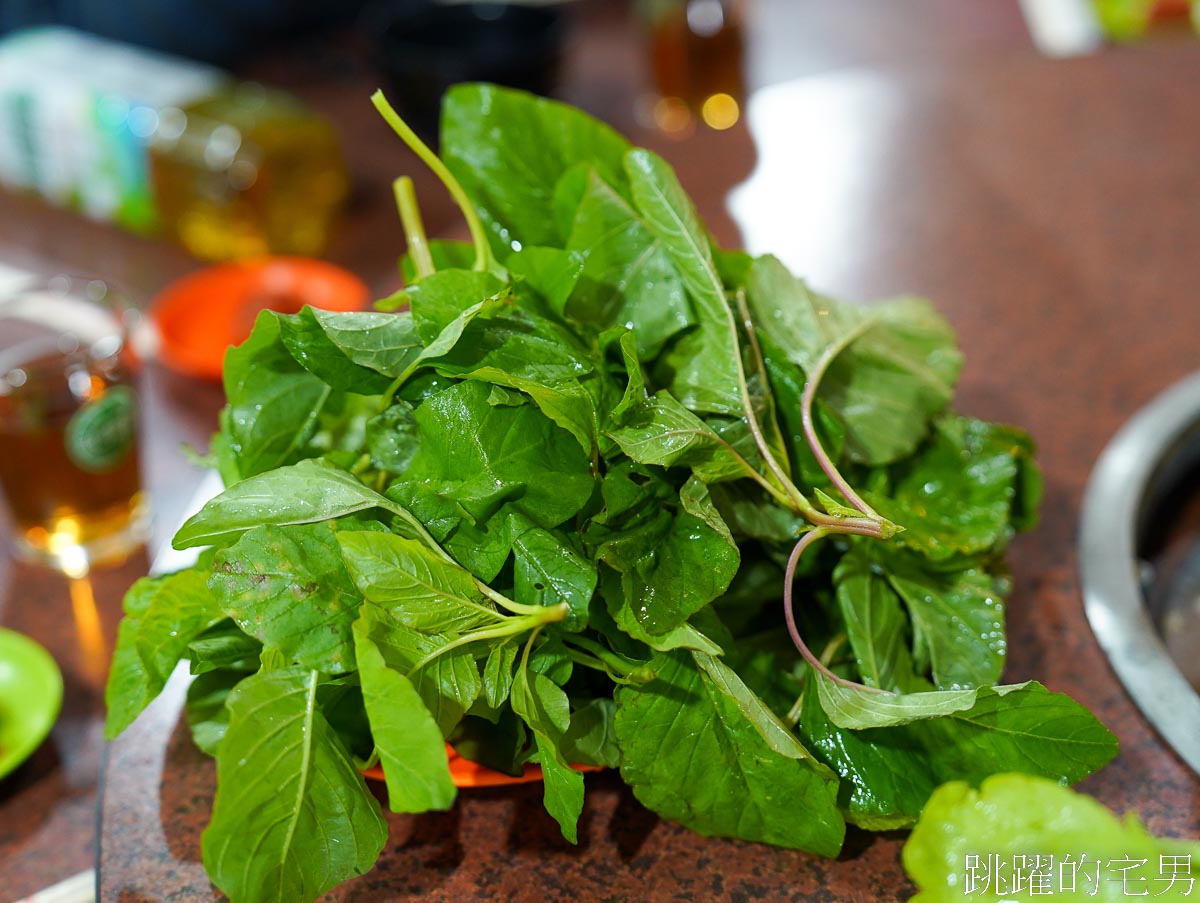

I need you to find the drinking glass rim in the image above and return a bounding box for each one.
[0,275,140,377]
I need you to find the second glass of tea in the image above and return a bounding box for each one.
[0,276,148,573]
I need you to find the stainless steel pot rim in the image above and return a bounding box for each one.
[1080,371,1200,776]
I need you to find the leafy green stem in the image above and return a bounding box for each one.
[474,581,564,619]
[371,90,496,274]
[562,634,653,683]
[725,290,802,508]
[408,604,567,677]
[393,176,435,279]
[782,528,891,696]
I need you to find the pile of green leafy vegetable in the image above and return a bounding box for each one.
[105,85,1119,903]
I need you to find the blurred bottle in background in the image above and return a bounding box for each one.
[150,84,346,261]
[639,0,747,136]
[0,28,347,261]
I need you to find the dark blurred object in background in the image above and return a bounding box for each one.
[638,0,746,136]
[371,1,568,144]
[0,0,370,64]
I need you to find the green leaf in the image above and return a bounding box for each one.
[506,246,586,317]
[222,312,334,479]
[560,698,620,768]
[833,547,917,691]
[816,678,984,730]
[202,668,388,903]
[509,514,596,632]
[885,552,1008,690]
[609,388,753,484]
[277,308,395,395]
[355,594,481,737]
[565,171,692,357]
[365,401,420,475]
[511,663,585,843]
[174,459,419,550]
[746,255,962,465]
[800,682,1118,826]
[431,306,608,453]
[602,478,739,638]
[387,379,595,578]
[210,522,363,673]
[441,83,631,255]
[337,530,498,634]
[105,570,225,740]
[187,621,263,676]
[352,618,456,813]
[866,416,1035,560]
[624,149,741,416]
[482,638,519,709]
[615,651,844,855]
[186,668,242,756]
[402,269,505,340]
[834,541,1009,692]
[904,774,1200,902]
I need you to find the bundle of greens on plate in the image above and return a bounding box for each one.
[105,84,1118,903]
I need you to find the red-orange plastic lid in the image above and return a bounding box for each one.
[150,257,370,380]
[361,744,603,788]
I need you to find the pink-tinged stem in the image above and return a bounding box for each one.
[783,529,888,694]
[799,347,881,522]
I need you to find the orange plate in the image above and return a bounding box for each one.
[150,257,369,380]
[362,744,603,788]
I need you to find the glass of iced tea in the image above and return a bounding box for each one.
[0,276,148,573]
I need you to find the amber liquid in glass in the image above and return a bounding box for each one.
[0,328,145,569]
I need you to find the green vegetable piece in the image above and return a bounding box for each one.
[800,682,1118,827]
[565,171,692,357]
[105,570,225,740]
[509,513,596,633]
[388,379,595,578]
[431,305,607,453]
[186,668,242,755]
[277,308,396,395]
[624,148,741,416]
[222,312,335,480]
[355,595,481,737]
[866,416,1038,560]
[441,83,631,254]
[338,530,498,634]
[746,255,962,465]
[615,651,844,856]
[482,638,519,709]
[560,698,620,768]
[836,542,1008,690]
[365,401,420,475]
[904,775,1200,901]
[833,548,918,691]
[202,668,388,903]
[607,478,739,638]
[187,621,263,676]
[352,618,457,813]
[506,246,586,317]
[609,388,754,484]
[210,522,363,673]
[174,459,423,550]
[511,663,585,843]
